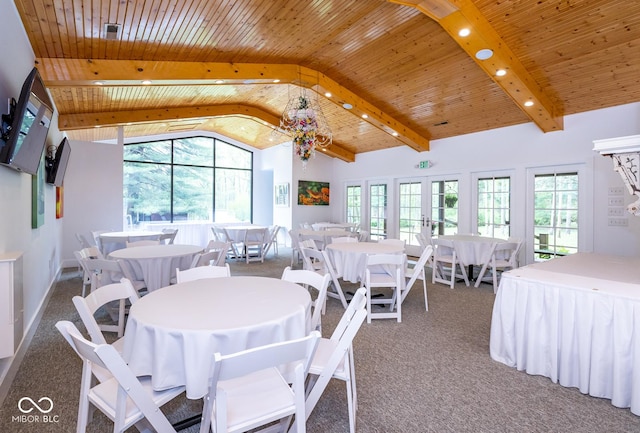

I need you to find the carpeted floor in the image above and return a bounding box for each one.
[1,248,639,432]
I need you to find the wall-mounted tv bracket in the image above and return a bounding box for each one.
[0,98,16,142]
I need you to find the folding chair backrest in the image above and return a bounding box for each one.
[192,250,218,267]
[405,245,433,288]
[72,278,139,343]
[206,240,231,266]
[217,331,320,382]
[126,240,160,247]
[330,287,367,341]
[281,267,331,332]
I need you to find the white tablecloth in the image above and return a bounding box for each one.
[99,230,164,255]
[298,229,352,249]
[222,225,267,242]
[490,253,640,415]
[439,234,504,266]
[311,222,355,231]
[123,276,311,399]
[109,244,202,292]
[139,222,213,247]
[325,242,404,283]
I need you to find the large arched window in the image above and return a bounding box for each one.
[123,136,252,226]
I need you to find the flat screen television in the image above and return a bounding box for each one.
[0,67,54,175]
[45,137,71,186]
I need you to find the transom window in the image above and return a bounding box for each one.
[123,136,252,226]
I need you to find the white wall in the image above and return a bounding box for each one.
[329,103,640,260]
[0,0,66,383]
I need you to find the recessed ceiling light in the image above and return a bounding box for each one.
[392,131,398,137]
[93,81,104,86]
[524,100,534,107]
[458,28,470,37]
[496,69,507,77]
[362,114,368,119]
[343,103,353,110]
[273,79,280,83]
[141,80,152,85]
[325,92,332,98]
[475,49,493,60]
[215,80,224,84]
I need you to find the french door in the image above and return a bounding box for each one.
[398,177,460,257]
[398,178,429,257]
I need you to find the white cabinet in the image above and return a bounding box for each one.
[0,252,23,358]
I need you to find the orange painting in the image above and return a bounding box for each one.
[298,180,329,206]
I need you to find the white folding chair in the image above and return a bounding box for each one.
[159,228,178,244]
[402,245,433,311]
[55,320,184,433]
[364,253,406,323]
[304,287,368,433]
[176,264,231,283]
[474,241,523,292]
[205,240,231,266]
[243,227,269,263]
[281,266,331,333]
[199,331,321,433]
[72,277,139,349]
[431,238,469,288]
[328,236,358,244]
[80,256,147,295]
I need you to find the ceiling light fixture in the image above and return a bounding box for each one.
[524,100,534,107]
[275,87,332,168]
[343,103,353,110]
[93,81,104,86]
[325,92,332,98]
[362,114,368,119]
[141,80,152,85]
[475,49,494,60]
[458,28,470,37]
[496,69,507,77]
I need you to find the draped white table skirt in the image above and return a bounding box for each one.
[109,244,202,292]
[325,242,404,283]
[490,253,640,415]
[123,276,311,399]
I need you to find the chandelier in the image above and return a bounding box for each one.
[276,87,332,167]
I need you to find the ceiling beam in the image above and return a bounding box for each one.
[388,0,563,133]
[57,103,355,162]
[36,58,429,153]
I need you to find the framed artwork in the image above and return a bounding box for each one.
[274,183,290,207]
[31,154,45,228]
[298,180,330,206]
[56,186,64,218]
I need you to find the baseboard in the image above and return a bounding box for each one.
[0,266,61,407]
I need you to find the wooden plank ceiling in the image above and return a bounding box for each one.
[13,0,640,162]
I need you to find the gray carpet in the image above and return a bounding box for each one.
[1,248,639,432]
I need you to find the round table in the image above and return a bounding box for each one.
[122,276,312,399]
[109,244,202,292]
[99,230,164,255]
[325,242,405,283]
[438,235,505,266]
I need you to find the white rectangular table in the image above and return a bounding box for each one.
[490,252,640,415]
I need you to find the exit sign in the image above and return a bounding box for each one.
[419,160,431,169]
